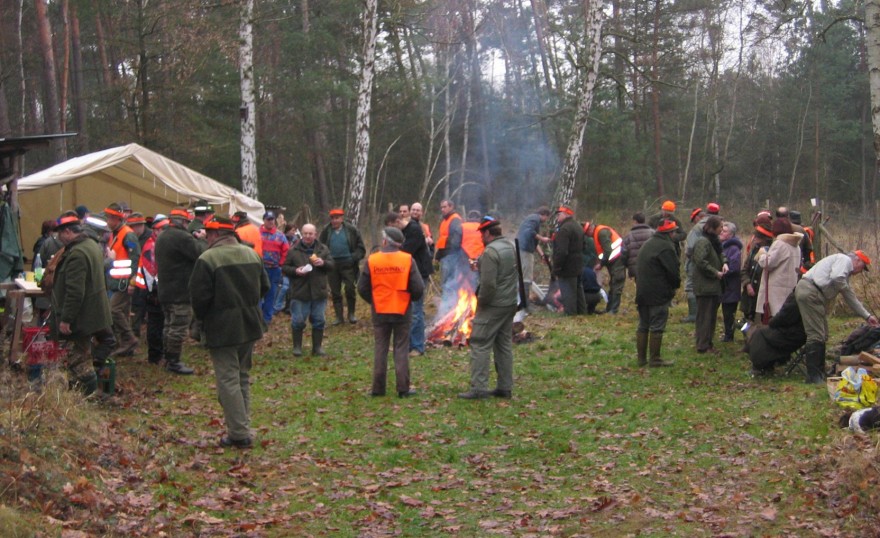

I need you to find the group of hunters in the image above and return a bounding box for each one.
[28,196,875,448]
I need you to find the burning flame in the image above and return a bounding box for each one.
[428,285,478,347]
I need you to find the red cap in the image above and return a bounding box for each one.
[690,208,703,222]
[557,206,574,216]
[657,219,678,233]
[707,202,720,214]
[329,208,345,217]
[152,218,169,230]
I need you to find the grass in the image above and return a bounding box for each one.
[1,282,879,536]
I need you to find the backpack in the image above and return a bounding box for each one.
[840,325,880,356]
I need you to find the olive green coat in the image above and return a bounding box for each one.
[50,234,112,337]
[692,236,727,297]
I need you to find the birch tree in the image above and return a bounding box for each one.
[346,0,379,226]
[866,1,880,176]
[552,0,605,210]
[240,0,258,198]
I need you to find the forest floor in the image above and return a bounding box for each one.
[1,287,879,537]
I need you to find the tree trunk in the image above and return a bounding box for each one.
[240,0,258,198]
[865,1,880,188]
[60,0,71,133]
[680,81,699,202]
[649,0,663,196]
[34,0,66,160]
[71,7,88,151]
[552,0,605,210]
[93,0,114,89]
[529,0,554,95]
[346,0,379,226]
[0,77,11,137]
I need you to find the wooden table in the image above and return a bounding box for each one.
[1,283,47,366]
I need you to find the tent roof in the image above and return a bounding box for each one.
[18,143,264,220]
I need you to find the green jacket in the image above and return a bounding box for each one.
[319,221,366,264]
[477,237,518,308]
[692,236,727,297]
[189,235,269,348]
[282,239,335,302]
[50,234,112,337]
[155,225,205,304]
[552,218,584,278]
[635,232,681,306]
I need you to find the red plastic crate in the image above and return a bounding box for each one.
[23,326,65,366]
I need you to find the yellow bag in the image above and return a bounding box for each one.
[834,367,879,409]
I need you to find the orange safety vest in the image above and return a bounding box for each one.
[436,212,461,250]
[368,250,413,315]
[461,222,485,259]
[109,224,136,281]
[592,225,623,263]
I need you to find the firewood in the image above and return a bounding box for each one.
[859,351,880,365]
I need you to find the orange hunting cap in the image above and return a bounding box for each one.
[657,219,678,233]
[205,216,235,231]
[661,200,676,212]
[329,208,345,217]
[556,206,574,216]
[855,250,871,270]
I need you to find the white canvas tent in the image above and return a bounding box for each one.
[16,143,264,256]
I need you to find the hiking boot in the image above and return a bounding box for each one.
[458,389,491,400]
[398,390,418,398]
[166,361,194,375]
[347,298,358,323]
[112,336,139,357]
[492,389,512,399]
[219,435,253,449]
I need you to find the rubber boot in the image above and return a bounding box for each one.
[331,301,344,326]
[347,297,358,324]
[292,328,304,357]
[636,332,648,367]
[165,353,194,375]
[311,329,326,357]
[683,293,697,323]
[649,332,673,367]
[804,341,827,384]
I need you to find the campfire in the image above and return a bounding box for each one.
[427,285,478,347]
